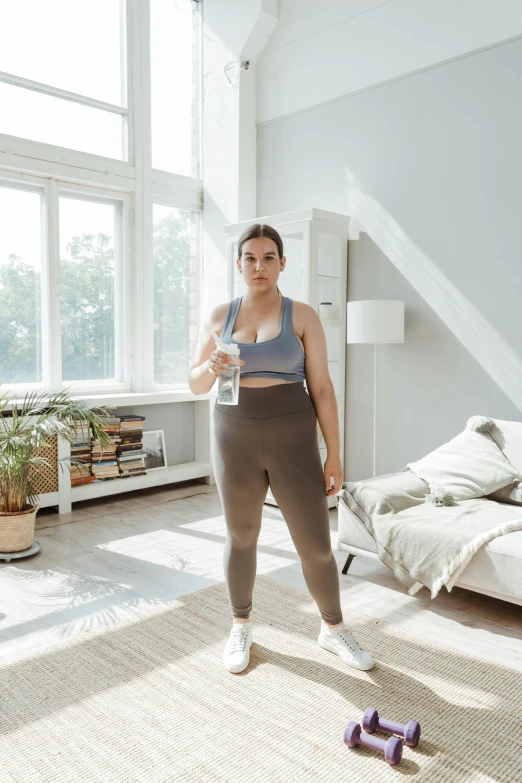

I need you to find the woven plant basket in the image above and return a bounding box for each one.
[0,504,39,553]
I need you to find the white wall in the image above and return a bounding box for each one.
[258,0,522,123]
[345,234,520,479]
[256,5,522,478]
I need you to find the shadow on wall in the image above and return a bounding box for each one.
[344,167,522,414]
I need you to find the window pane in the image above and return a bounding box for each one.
[153,205,198,385]
[0,186,43,385]
[60,197,119,382]
[0,82,124,160]
[151,0,199,177]
[0,0,123,107]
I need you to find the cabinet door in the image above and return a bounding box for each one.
[275,221,310,303]
[314,229,343,318]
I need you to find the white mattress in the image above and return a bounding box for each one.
[337,496,522,606]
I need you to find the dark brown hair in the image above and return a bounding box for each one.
[237,223,283,295]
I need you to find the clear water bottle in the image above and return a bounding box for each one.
[212,333,241,405]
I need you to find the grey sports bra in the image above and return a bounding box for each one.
[219,295,306,382]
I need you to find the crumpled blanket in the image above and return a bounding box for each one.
[339,470,522,598]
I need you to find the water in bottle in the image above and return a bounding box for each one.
[212,333,241,405]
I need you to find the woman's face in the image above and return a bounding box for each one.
[238,237,285,292]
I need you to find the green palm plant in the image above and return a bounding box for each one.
[0,381,114,513]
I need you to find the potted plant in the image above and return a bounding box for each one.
[0,382,114,554]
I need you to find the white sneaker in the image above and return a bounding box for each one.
[318,620,375,671]
[223,622,253,673]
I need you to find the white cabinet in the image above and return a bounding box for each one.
[224,208,349,509]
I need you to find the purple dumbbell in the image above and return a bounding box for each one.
[362,707,421,748]
[344,721,403,766]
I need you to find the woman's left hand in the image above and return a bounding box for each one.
[324,455,343,496]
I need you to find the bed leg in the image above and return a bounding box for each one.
[341,554,355,575]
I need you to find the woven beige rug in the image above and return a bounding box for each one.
[1,574,521,783]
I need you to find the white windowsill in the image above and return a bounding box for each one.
[5,388,217,409]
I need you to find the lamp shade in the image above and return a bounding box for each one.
[347,300,404,344]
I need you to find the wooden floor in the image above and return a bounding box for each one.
[1,480,521,670]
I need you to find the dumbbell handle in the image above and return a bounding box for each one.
[379,717,406,735]
[361,733,389,754]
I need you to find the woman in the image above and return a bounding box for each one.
[188,223,374,674]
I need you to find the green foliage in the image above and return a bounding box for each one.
[61,232,115,381]
[153,208,194,384]
[0,210,195,385]
[0,254,42,383]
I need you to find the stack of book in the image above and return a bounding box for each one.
[91,416,121,481]
[70,421,94,486]
[117,414,147,478]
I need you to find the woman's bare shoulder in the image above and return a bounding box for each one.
[291,299,319,323]
[289,299,319,341]
[206,300,233,335]
[291,299,316,315]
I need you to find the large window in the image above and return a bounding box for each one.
[0,0,127,160]
[0,180,129,391]
[150,0,200,177]
[0,1,202,396]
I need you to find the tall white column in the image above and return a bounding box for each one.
[201,0,278,315]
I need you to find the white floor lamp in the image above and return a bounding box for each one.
[347,300,405,477]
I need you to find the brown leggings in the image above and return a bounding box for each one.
[213,382,343,626]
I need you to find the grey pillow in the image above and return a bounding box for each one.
[340,469,429,527]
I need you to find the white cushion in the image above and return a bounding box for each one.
[488,418,522,475]
[488,480,522,506]
[456,529,522,600]
[407,430,521,500]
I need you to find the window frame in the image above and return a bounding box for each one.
[0,0,203,397]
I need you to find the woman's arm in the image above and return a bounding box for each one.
[301,304,343,495]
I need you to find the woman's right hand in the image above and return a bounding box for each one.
[207,347,245,377]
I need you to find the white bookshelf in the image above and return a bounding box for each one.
[8,392,217,514]
[224,208,349,509]
[70,462,212,502]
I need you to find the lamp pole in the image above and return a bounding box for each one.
[373,343,377,478]
[347,300,405,480]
